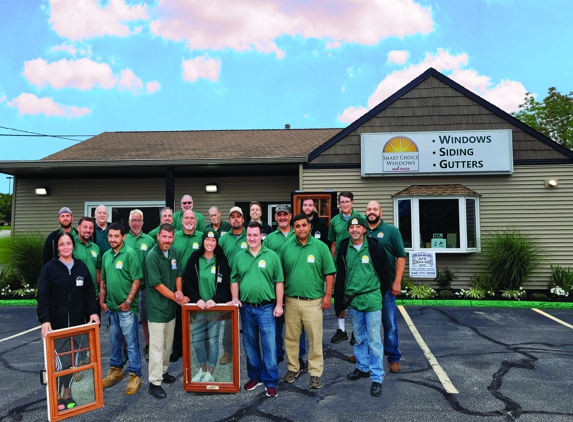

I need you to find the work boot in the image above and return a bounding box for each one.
[389,362,402,374]
[102,366,124,388]
[125,373,141,395]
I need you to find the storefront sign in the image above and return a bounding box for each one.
[409,251,437,278]
[361,130,513,176]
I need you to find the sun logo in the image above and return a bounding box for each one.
[382,136,420,172]
[383,136,418,152]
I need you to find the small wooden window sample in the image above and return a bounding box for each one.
[291,192,338,225]
[43,322,104,421]
[182,304,240,393]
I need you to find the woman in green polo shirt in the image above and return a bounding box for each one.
[182,229,231,382]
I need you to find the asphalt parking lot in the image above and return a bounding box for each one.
[1,305,572,422]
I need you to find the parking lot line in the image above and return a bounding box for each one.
[531,308,573,329]
[398,305,459,394]
[0,325,40,343]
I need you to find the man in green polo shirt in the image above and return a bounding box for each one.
[228,221,284,397]
[148,207,173,240]
[94,204,111,253]
[366,200,406,374]
[125,209,156,362]
[169,209,203,362]
[100,222,143,396]
[73,216,101,296]
[206,206,231,235]
[172,195,206,232]
[145,223,188,399]
[280,213,335,390]
[333,217,392,398]
[328,191,365,344]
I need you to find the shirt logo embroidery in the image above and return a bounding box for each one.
[171,259,177,270]
[314,232,321,239]
[141,244,148,250]
[307,255,315,264]
[258,260,266,268]
[211,266,216,274]
[377,232,384,238]
[362,255,369,264]
[241,242,247,249]
[193,242,199,249]
[91,250,97,258]
[115,261,123,269]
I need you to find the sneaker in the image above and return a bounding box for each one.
[144,345,149,362]
[330,329,348,344]
[244,379,263,391]
[309,376,322,390]
[265,386,278,397]
[284,370,300,383]
[219,352,231,365]
[203,372,214,383]
[125,373,141,395]
[102,366,124,388]
[192,370,206,382]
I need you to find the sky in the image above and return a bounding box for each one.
[1,0,572,193]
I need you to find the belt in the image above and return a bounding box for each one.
[291,296,312,301]
[244,300,274,307]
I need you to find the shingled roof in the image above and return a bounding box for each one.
[43,128,342,161]
[393,184,481,196]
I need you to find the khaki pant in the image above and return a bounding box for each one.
[284,296,323,376]
[148,318,175,386]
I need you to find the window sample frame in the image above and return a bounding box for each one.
[43,323,104,422]
[394,195,480,253]
[181,304,240,393]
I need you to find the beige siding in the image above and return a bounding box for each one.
[302,165,573,289]
[13,175,298,234]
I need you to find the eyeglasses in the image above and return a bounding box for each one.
[182,202,192,204]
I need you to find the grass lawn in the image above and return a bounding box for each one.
[0,237,12,265]
[0,226,11,230]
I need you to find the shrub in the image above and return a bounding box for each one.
[439,289,455,299]
[550,265,573,292]
[403,280,436,299]
[501,287,526,300]
[470,273,499,292]
[435,266,457,290]
[11,231,45,290]
[456,287,487,299]
[480,229,542,290]
[530,292,548,301]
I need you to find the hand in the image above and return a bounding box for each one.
[41,322,52,339]
[100,301,108,313]
[197,299,206,309]
[273,305,283,318]
[391,281,401,296]
[119,301,131,312]
[322,294,331,310]
[226,298,242,307]
[174,290,183,301]
[176,295,189,305]
[204,299,216,309]
[89,314,100,325]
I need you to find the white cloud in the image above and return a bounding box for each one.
[49,0,149,41]
[7,93,91,118]
[387,50,409,65]
[339,48,528,123]
[117,69,143,92]
[182,56,222,83]
[145,81,161,94]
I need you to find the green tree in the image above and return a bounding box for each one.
[513,87,573,150]
[0,193,12,224]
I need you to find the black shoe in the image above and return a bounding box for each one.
[169,349,182,363]
[162,373,176,384]
[347,368,370,381]
[277,355,284,363]
[148,383,167,399]
[298,357,306,371]
[350,332,356,346]
[370,382,382,397]
[123,348,128,366]
[331,329,348,344]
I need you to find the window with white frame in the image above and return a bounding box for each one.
[394,190,480,253]
[85,201,164,234]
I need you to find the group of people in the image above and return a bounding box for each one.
[37,191,406,405]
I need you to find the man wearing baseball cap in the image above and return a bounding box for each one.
[42,207,77,266]
[333,216,392,397]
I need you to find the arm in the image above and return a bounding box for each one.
[392,257,406,296]
[273,282,284,317]
[119,279,141,311]
[228,283,242,307]
[96,269,102,298]
[322,274,334,310]
[99,280,108,312]
[330,242,336,259]
[37,265,52,338]
[174,276,189,304]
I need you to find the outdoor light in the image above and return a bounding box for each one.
[35,187,48,196]
[548,179,558,187]
[205,184,218,193]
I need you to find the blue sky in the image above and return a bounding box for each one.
[1,0,572,193]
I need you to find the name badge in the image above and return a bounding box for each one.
[141,244,148,250]
[362,255,369,264]
[258,260,266,268]
[211,266,216,274]
[314,232,321,239]
[171,259,177,270]
[193,242,199,249]
[241,242,247,249]
[91,250,97,258]
[307,255,315,264]
[76,277,84,286]
[115,261,123,269]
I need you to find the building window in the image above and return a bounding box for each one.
[85,201,163,234]
[394,193,480,253]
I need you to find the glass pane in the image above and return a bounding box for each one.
[419,199,459,248]
[189,310,234,384]
[56,368,95,413]
[53,335,90,372]
[397,199,412,248]
[466,198,477,248]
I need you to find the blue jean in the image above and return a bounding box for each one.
[276,314,307,359]
[191,314,221,368]
[349,308,384,383]
[240,303,278,388]
[382,290,402,363]
[107,310,142,376]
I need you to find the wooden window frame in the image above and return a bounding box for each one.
[43,323,103,421]
[291,192,337,224]
[181,304,241,393]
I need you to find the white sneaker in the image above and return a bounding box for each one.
[192,369,206,382]
[203,372,214,383]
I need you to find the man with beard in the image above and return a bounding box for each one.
[169,209,203,362]
[333,217,391,397]
[100,222,143,395]
[172,195,206,233]
[73,217,102,299]
[365,201,406,374]
[94,205,111,253]
[301,198,331,248]
[206,206,231,235]
[42,207,77,266]
[145,223,188,399]
[148,207,174,239]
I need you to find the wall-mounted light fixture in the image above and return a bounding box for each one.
[205,184,218,193]
[545,179,559,188]
[35,187,49,196]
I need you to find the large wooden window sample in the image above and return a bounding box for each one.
[43,323,103,421]
[182,305,240,393]
[291,192,337,225]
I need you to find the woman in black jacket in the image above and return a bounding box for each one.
[37,232,100,410]
[182,228,231,383]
